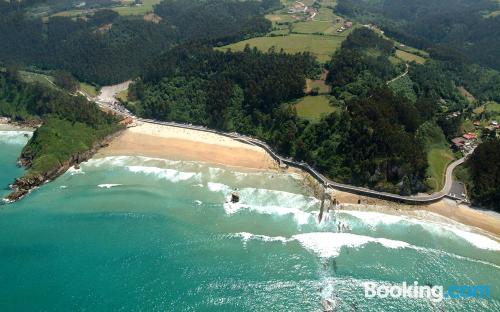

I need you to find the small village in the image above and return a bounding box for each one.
[286,0,354,32]
[451,117,499,156]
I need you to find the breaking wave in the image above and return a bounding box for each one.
[230,232,411,258]
[0,130,32,144]
[97,184,122,189]
[340,209,500,251]
[292,232,410,258]
[127,165,201,183]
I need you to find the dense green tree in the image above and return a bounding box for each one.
[465,140,500,211]
[53,70,79,93]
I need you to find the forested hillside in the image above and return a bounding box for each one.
[0,0,279,84]
[125,29,434,194]
[0,70,121,180]
[464,139,500,211]
[127,46,316,137]
[336,0,500,71]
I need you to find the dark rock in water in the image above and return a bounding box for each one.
[74,164,81,170]
[230,192,240,203]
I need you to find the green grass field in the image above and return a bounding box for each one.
[426,145,455,191]
[473,101,500,122]
[47,0,161,20]
[266,13,296,25]
[112,0,161,16]
[395,50,426,64]
[486,101,500,113]
[292,21,339,35]
[219,34,344,63]
[293,95,335,122]
[79,82,99,97]
[116,89,129,102]
[18,71,57,89]
[460,119,476,134]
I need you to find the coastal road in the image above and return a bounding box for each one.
[89,82,468,205]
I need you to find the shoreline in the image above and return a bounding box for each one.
[96,121,500,239]
[331,185,500,238]
[0,119,37,132]
[97,122,278,171]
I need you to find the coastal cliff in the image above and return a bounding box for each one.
[5,131,123,202]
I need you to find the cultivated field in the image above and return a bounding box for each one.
[221,0,349,63]
[396,50,426,64]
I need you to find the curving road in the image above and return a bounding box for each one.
[89,83,467,205]
[386,63,409,85]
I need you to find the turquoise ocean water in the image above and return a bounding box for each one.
[0,130,499,311]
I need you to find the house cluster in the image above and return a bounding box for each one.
[336,21,353,33]
[451,132,478,155]
[472,119,500,135]
[484,120,499,131]
[287,1,317,20]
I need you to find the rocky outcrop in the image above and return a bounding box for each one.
[4,131,123,203]
[2,118,42,129]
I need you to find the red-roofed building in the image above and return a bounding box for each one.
[451,137,466,148]
[463,133,477,140]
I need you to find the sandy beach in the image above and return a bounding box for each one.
[97,122,277,170]
[331,187,500,237]
[97,121,500,239]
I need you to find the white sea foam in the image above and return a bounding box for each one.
[207,166,225,179]
[340,210,407,227]
[0,130,32,144]
[445,227,500,251]
[207,182,231,193]
[243,204,313,225]
[292,232,410,258]
[239,187,318,208]
[194,200,203,206]
[127,165,200,183]
[230,231,412,257]
[85,156,132,167]
[223,202,242,214]
[232,232,288,244]
[98,184,122,189]
[340,209,500,252]
[212,183,318,224]
[67,166,85,175]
